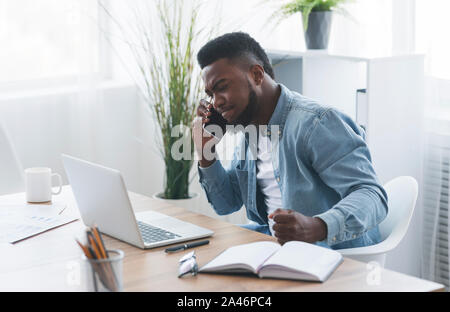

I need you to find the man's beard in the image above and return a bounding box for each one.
[230,81,258,128]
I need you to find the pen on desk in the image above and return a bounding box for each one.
[165,240,209,253]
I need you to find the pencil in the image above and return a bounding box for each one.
[87,230,117,291]
[95,225,109,257]
[75,239,91,259]
[76,228,118,291]
[87,245,97,260]
[86,242,114,290]
[92,225,119,290]
[88,234,102,260]
[92,225,107,259]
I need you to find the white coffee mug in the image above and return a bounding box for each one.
[25,167,63,203]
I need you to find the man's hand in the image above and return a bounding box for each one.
[268,209,328,245]
[192,99,221,168]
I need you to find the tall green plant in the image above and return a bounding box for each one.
[271,0,349,31]
[100,0,208,199]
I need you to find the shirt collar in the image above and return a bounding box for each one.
[267,83,291,137]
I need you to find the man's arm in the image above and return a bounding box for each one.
[198,158,244,215]
[307,109,388,247]
[193,102,244,216]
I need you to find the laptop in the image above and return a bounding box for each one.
[61,154,213,249]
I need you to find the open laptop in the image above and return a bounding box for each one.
[61,154,213,249]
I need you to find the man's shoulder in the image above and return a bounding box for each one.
[289,91,330,117]
[282,87,366,144]
[283,89,332,129]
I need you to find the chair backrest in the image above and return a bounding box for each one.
[0,122,25,195]
[379,176,418,243]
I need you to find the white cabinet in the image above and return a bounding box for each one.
[268,49,425,185]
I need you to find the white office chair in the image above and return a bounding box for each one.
[338,176,418,267]
[0,121,25,195]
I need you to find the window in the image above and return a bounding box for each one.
[416,0,450,80]
[0,0,103,85]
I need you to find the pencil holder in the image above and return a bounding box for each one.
[82,249,124,292]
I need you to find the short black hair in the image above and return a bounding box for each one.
[197,32,275,79]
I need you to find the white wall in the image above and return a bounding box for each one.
[0,82,248,225]
[0,82,140,191]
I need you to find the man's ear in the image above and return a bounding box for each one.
[249,64,265,86]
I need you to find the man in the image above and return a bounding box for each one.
[192,32,388,249]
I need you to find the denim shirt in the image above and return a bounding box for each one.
[198,84,388,249]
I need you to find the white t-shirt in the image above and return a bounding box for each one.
[256,130,283,236]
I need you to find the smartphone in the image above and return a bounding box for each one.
[203,107,227,139]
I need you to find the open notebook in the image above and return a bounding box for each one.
[199,241,343,282]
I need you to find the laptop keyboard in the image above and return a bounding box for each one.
[137,221,181,244]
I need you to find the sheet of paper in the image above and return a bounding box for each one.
[0,202,78,243]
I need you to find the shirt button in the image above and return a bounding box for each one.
[276,177,280,182]
[332,237,336,241]
[352,234,357,239]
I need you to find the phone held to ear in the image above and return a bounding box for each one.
[203,107,227,139]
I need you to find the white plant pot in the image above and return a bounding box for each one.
[152,192,200,213]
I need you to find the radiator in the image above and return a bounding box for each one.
[422,132,450,290]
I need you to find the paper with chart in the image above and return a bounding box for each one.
[0,202,78,243]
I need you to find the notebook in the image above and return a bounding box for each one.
[199,241,343,282]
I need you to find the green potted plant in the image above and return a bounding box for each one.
[100,0,206,204]
[272,0,349,50]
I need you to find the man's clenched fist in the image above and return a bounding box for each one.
[268,209,328,245]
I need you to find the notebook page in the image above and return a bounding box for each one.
[260,241,342,280]
[200,241,280,273]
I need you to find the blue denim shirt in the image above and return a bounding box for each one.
[198,84,388,249]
